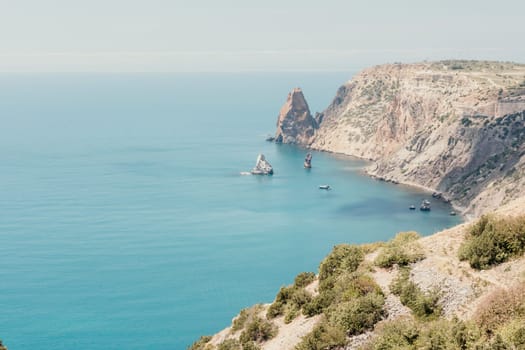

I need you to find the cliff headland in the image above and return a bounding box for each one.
[191,61,525,350]
[276,60,525,217]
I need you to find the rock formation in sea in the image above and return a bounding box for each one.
[274,87,318,145]
[275,61,525,216]
[304,152,312,168]
[250,154,274,175]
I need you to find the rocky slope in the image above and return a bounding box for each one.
[276,61,525,217]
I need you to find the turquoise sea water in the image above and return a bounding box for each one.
[0,73,461,349]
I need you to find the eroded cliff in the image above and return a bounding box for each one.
[278,61,525,216]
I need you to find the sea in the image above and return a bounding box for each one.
[0,72,462,349]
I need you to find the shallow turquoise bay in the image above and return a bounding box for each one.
[0,73,461,349]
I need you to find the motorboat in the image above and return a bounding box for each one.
[420,199,431,211]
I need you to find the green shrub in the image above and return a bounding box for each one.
[294,272,316,288]
[337,274,383,301]
[390,268,441,320]
[302,290,336,317]
[374,232,425,268]
[458,214,525,269]
[303,272,384,318]
[291,288,312,307]
[319,244,364,287]
[284,307,299,324]
[266,300,284,319]
[360,318,420,349]
[498,318,525,348]
[266,286,294,319]
[239,317,277,344]
[328,292,386,335]
[295,319,347,350]
[188,335,212,350]
[266,285,312,321]
[232,305,262,332]
[361,318,484,350]
[217,339,241,350]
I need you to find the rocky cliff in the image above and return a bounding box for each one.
[274,88,318,145]
[276,61,525,216]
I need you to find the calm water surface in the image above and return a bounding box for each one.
[0,73,461,349]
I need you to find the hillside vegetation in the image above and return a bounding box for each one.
[190,196,525,350]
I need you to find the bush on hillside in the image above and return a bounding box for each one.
[374,231,425,268]
[498,318,525,348]
[335,274,383,301]
[217,339,241,350]
[458,214,525,269]
[232,305,263,332]
[295,318,347,350]
[318,244,364,290]
[266,285,312,321]
[303,271,384,318]
[294,272,316,288]
[361,318,484,350]
[239,317,277,344]
[302,290,335,317]
[474,283,525,334]
[188,335,212,350]
[328,292,386,335]
[390,268,441,320]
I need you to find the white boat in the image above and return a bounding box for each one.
[319,185,331,190]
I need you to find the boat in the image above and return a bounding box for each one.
[409,205,416,210]
[319,185,331,190]
[420,199,431,211]
[450,211,457,216]
[304,153,312,168]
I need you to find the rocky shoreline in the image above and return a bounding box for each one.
[272,60,525,217]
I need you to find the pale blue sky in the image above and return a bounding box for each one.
[0,0,524,71]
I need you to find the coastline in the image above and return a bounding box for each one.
[303,143,468,220]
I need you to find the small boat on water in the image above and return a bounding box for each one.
[450,211,457,216]
[304,153,312,168]
[409,205,416,210]
[319,185,331,190]
[420,199,431,211]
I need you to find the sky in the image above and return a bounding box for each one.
[0,0,524,72]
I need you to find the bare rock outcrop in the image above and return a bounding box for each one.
[251,154,274,175]
[274,88,317,145]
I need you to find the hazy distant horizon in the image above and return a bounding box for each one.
[1,0,524,72]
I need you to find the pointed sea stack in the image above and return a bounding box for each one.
[274,88,318,145]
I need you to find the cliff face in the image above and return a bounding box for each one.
[280,61,525,216]
[274,88,318,145]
